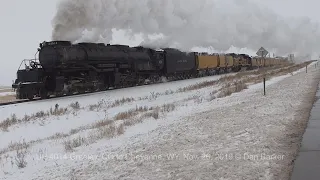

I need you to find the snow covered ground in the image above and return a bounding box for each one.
[0,62,319,180]
[0,88,15,104]
[0,87,14,96]
[0,92,15,97]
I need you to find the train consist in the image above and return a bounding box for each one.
[12,41,289,100]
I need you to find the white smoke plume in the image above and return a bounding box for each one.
[51,0,320,59]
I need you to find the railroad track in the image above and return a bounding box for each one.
[0,88,118,107]
[0,99,32,107]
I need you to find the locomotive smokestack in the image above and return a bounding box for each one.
[51,0,320,60]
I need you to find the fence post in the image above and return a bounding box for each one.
[263,76,266,96]
[306,64,308,73]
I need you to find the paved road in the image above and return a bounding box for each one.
[291,89,320,180]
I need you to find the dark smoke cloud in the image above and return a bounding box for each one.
[51,0,320,59]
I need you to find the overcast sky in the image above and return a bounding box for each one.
[0,0,319,86]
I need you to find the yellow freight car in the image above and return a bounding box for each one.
[232,55,240,67]
[264,58,270,67]
[270,58,275,66]
[197,54,219,70]
[256,57,264,67]
[226,55,234,67]
[276,58,280,65]
[274,58,279,66]
[251,57,258,68]
[268,58,273,66]
[219,55,227,68]
[271,58,276,66]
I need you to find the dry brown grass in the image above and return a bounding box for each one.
[141,107,161,120]
[0,97,136,132]
[88,97,135,112]
[177,80,218,92]
[217,80,248,98]
[0,101,176,155]
[63,136,87,152]
[114,106,151,120]
[0,139,29,168]
[142,111,160,120]
[0,104,71,131]
[211,62,311,99]
[63,122,120,152]
[61,102,176,152]
[6,140,29,153]
[175,64,293,94]
[202,62,310,101]
[13,146,28,168]
[110,97,135,107]
[58,106,159,152]
[69,101,81,110]
[161,103,176,113]
[96,123,117,139]
[92,120,114,129]
[138,91,175,101]
[0,114,18,132]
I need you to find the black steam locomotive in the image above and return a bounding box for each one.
[12,41,198,100]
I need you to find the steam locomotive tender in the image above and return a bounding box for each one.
[12,41,198,100]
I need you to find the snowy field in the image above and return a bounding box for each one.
[0,87,14,96]
[0,62,319,180]
[0,88,15,104]
[0,92,15,97]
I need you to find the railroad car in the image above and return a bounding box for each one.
[251,57,258,68]
[276,58,280,65]
[218,54,227,72]
[228,53,239,68]
[161,48,198,80]
[265,58,271,67]
[225,55,234,72]
[270,58,275,66]
[226,53,245,71]
[196,53,219,76]
[258,57,265,67]
[240,54,252,67]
